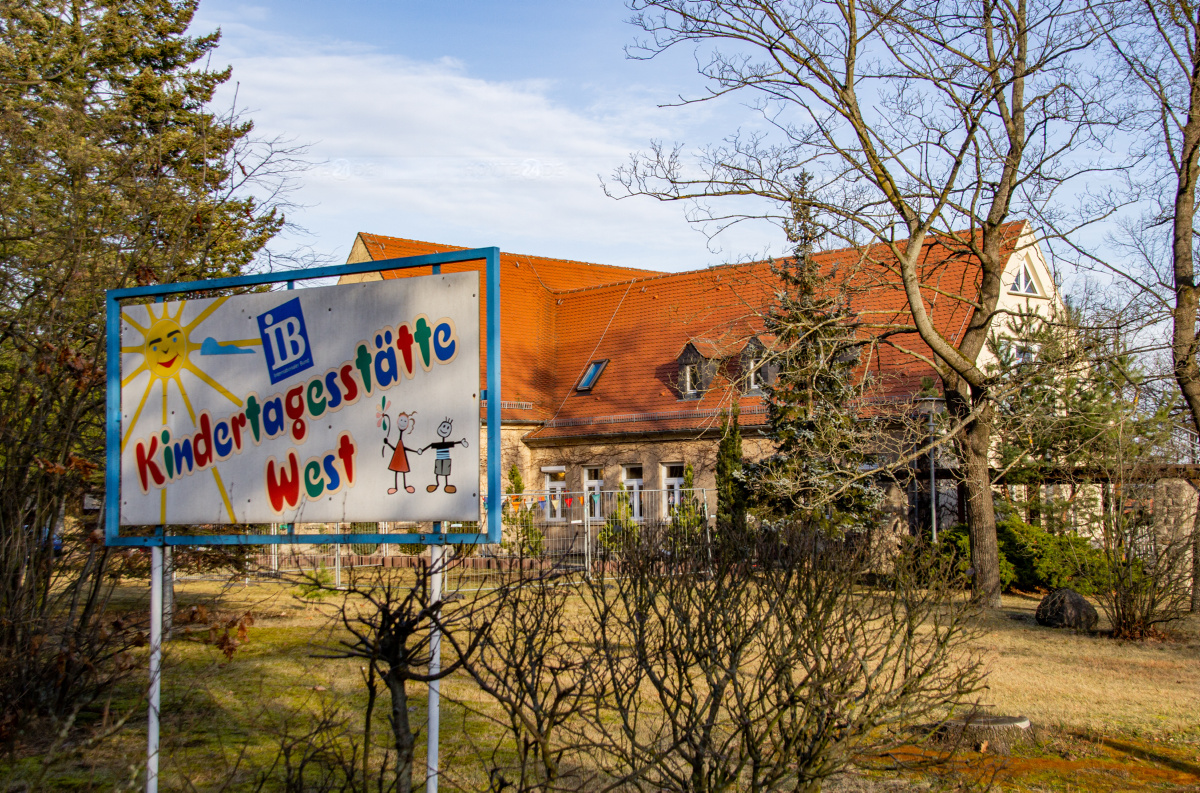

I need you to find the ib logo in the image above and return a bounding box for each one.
[257,297,314,384]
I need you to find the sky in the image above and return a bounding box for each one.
[192,1,784,273]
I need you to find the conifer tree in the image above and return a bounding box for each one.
[0,0,296,722]
[715,406,747,535]
[756,176,880,530]
[989,305,1174,529]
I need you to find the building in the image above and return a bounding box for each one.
[338,223,1061,534]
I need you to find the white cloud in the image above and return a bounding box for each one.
[199,19,785,272]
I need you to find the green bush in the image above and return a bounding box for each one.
[937,515,1104,594]
[599,485,639,553]
[296,565,338,600]
[502,464,545,557]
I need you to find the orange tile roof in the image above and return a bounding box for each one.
[353,224,1025,440]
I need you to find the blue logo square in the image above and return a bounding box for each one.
[257,297,314,384]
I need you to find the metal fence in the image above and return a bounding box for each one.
[249,522,426,586]
[464,488,711,582]
[236,490,710,585]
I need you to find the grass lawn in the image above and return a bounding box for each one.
[5,574,1199,792]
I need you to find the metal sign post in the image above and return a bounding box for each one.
[426,528,443,793]
[147,541,163,793]
[104,249,502,792]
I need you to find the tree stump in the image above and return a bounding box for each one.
[937,715,1031,754]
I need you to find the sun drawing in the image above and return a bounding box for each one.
[121,297,260,523]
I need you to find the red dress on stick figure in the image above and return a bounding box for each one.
[378,400,420,494]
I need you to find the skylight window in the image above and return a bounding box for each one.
[576,359,608,391]
[1012,262,1040,295]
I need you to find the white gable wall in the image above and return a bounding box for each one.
[972,226,1063,372]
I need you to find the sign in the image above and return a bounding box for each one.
[118,272,481,525]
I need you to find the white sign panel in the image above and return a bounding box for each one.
[119,273,481,525]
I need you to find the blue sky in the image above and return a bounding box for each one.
[193,1,783,272]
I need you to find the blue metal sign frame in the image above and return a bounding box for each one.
[104,248,502,547]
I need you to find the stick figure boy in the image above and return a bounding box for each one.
[420,417,469,493]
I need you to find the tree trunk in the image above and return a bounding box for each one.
[1169,25,1200,613]
[387,670,415,793]
[1191,498,1200,612]
[952,393,1002,608]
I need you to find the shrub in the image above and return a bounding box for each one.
[937,515,1105,594]
[502,464,545,557]
[598,484,638,554]
[1093,498,1192,639]
[297,565,338,600]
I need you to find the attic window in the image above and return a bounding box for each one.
[1012,262,1040,296]
[682,364,700,395]
[576,359,608,391]
[746,355,764,392]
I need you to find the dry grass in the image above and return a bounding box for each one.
[5,574,1200,791]
[975,594,1200,740]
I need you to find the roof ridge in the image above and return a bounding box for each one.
[551,260,768,296]
[358,232,661,276]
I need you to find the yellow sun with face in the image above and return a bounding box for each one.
[121,297,260,522]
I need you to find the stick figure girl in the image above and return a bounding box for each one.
[378,397,420,494]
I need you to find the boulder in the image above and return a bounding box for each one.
[1035,587,1098,631]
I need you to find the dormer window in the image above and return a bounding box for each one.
[576,359,608,391]
[746,355,763,392]
[676,342,713,399]
[741,338,776,393]
[1011,261,1040,296]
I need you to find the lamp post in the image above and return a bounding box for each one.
[916,396,946,543]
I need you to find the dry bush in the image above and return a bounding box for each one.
[577,523,983,793]
[1092,486,1193,639]
[458,566,600,792]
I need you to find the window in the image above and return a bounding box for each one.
[746,355,763,392]
[682,364,700,395]
[576,359,608,391]
[1015,346,1035,365]
[663,463,686,515]
[623,465,644,520]
[677,343,710,398]
[585,467,604,518]
[1011,262,1039,295]
[544,468,566,521]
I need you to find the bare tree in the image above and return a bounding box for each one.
[314,558,497,793]
[578,522,983,792]
[611,0,1119,606]
[1103,0,1200,610]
